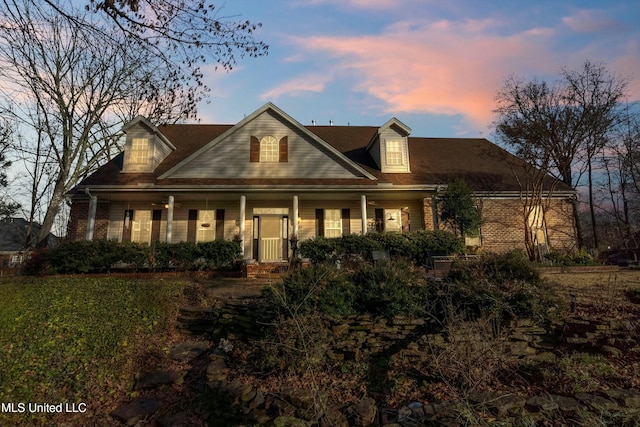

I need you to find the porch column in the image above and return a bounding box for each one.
[360,195,367,235]
[239,195,246,256]
[166,195,174,243]
[292,195,299,236]
[85,193,97,241]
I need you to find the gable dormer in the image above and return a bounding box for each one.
[367,118,411,173]
[121,116,176,173]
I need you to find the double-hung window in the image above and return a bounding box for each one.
[324,209,342,238]
[131,138,149,164]
[385,139,403,166]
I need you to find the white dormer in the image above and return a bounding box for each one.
[367,117,411,173]
[121,116,176,173]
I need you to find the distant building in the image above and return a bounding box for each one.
[0,218,57,268]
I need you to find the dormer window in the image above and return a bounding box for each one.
[260,136,278,162]
[131,138,149,164]
[250,135,288,163]
[385,139,403,166]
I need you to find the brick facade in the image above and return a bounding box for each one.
[67,200,110,241]
[421,196,577,254]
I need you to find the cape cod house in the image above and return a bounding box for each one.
[66,102,577,262]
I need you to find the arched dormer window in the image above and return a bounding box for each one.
[260,135,278,162]
[250,135,288,163]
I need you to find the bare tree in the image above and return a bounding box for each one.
[0,0,267,241]
[0,117,20,218]
[494,61,627,250]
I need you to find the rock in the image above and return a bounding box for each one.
[468,391,526,417]
[575,393,619,411]
[111,397,160,425]
[134,370,182,390]
[156,412,194,427]
[603,389,640,408]
[272,415,310,427]
[169,341,209,361]
[319,405,349,427]
[525,394,559,412]
[349,397,377,426]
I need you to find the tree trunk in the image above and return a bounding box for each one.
[587,158,598,249]
[572,199,584,250]
[37,178,67,243]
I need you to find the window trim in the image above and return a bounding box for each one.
[324,209,342,238]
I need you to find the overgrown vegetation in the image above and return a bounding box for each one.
[21,239,242,275]
[0,277,185,426]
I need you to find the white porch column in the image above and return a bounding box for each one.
[360,195,368,235]
[239,195,246,256]
[85,193,97,241]
[292,195,299,237]
[166,195,174,243]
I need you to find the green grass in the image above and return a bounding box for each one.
[0,276,185,426]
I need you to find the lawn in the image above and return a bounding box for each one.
[0,276,187,427]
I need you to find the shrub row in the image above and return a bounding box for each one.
[22,239,242,275]
[264,250,558,325]
[298,230,464,265]
[263,259,429,319]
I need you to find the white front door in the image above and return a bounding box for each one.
[259,215,282,262]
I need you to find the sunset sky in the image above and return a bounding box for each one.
[198,0,640,139]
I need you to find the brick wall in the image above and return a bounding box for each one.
[66,200,111,241]
[421,196,577,254]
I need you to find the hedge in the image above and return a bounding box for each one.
[298,230,464,265]
[22,239,242,275]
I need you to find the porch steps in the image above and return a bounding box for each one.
[244,262,290,279]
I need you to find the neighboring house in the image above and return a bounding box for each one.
[66,102,577,263]
[0,218,57,268]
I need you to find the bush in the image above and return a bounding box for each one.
[440,251,558,324]
[198,240,242,270]
[263,265,355,318]
[299,230,464,266]
[29,239,241,275]
[351,259,429,318]
[545,249,598,266]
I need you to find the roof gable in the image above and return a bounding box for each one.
[160,103,376,180]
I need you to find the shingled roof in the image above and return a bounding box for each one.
[74,123,572,194]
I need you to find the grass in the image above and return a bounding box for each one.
[0,276,186,426]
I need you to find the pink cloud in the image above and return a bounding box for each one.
[270,13,639,133]
[282,19,558,128]
[260,73,332,99]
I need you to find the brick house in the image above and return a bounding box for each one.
[66,102,577,261]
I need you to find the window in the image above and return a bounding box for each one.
[385,139,403,165]
[130,138,149,164]
[197,210,215,242]
[260,136,278,162]
[527,205,547,244]
[324,209,342,238]
[132,210,151,243]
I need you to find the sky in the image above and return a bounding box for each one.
[196,0,640,139]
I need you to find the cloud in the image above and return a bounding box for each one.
[299,0,403,9]
[279,18,558,128]
[268,8,639,131]
[260,73,332,100]
[562,9,622,33]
